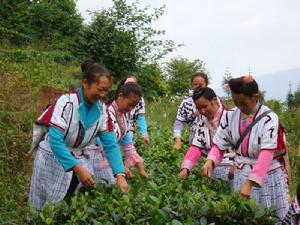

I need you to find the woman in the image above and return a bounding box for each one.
[106,82,148,178]
[29,63,128,210]
[178,87,234,186]
[173,72,209,150]
[116,75,150,145]
[201,75,289,223]
[81,58,115,185]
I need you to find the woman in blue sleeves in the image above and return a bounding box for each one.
[29,62,128,210]
[115,74,150,145]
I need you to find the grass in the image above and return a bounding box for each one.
[0,58,81,224]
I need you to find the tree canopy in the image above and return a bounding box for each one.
[76,0,178,80]
[165,57,209,95]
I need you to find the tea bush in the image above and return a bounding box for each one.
[27,123,277,225]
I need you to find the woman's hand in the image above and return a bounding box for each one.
[73,165,95,188]
[174,138,182,150]
[239,179,254,199]
[201,160,214,178]
[25,149,34,157]
[142,136,151,145]
[116,174,129,193]
[125,167,135,179]
[178,168,189,179]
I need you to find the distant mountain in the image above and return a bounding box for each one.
[256,68,300,100]
[213,68,300,101]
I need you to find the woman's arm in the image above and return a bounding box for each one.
[49,127,78,171]
[98,131,125,175]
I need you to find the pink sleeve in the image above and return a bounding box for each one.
[181,145,202,171]
[248,149,274,186]
[207,145,224,167]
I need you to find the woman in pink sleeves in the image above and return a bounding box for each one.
[106,82,148,178]
[201,75,289,224]
[173,72,209,150]
[178,87,235,187]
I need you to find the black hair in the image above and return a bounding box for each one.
[191,72,209,85]
[81,58,95,73]
[116,82,143,99]
[192,87,216,101]
[82,62,111,85]
[228,76,259,96]
[115,74,138,94]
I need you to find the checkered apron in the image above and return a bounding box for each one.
[29,148,73,210]
[233,165,289,224]
[88,145,115,185]
[29,145,109,210]
[211,165,234,188]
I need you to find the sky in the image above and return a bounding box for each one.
[76,0,300,89]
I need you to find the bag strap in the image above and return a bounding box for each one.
[235,110,272,150]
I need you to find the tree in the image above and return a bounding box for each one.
[0,0,33,45]
[286,81,294,109]
[75,0,178,80]
[137,64,169,99]
[0,0,30,33]
[165,57,209,95]
[293,84,300,107]
[76,12,139,80]
[0,0,83,49]
[266,99,283,115]
[106,0,178,65]
[27,0,83,50]
[221,67,233,99]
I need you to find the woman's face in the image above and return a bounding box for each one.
[231,92,258,114]
[194,96,218,119]
[191,76,207,90]
[83,75,111,104]
[117,92,141,113]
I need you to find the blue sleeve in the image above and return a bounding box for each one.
[137,114,148,135]
[98,131,125,175]
[95,136,101,146]
[49,127,78,172]
[173,119,184,138]
[120,133,133,145]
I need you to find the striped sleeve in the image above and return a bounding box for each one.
[98,131,125,175]
[49,127,78,172]
[213,111,233,151]
[48,94,72,132]
[260,112,279,150]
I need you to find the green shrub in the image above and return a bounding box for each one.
[0,27,32,46]
[27,123,277,225]
[0,49,75,64]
